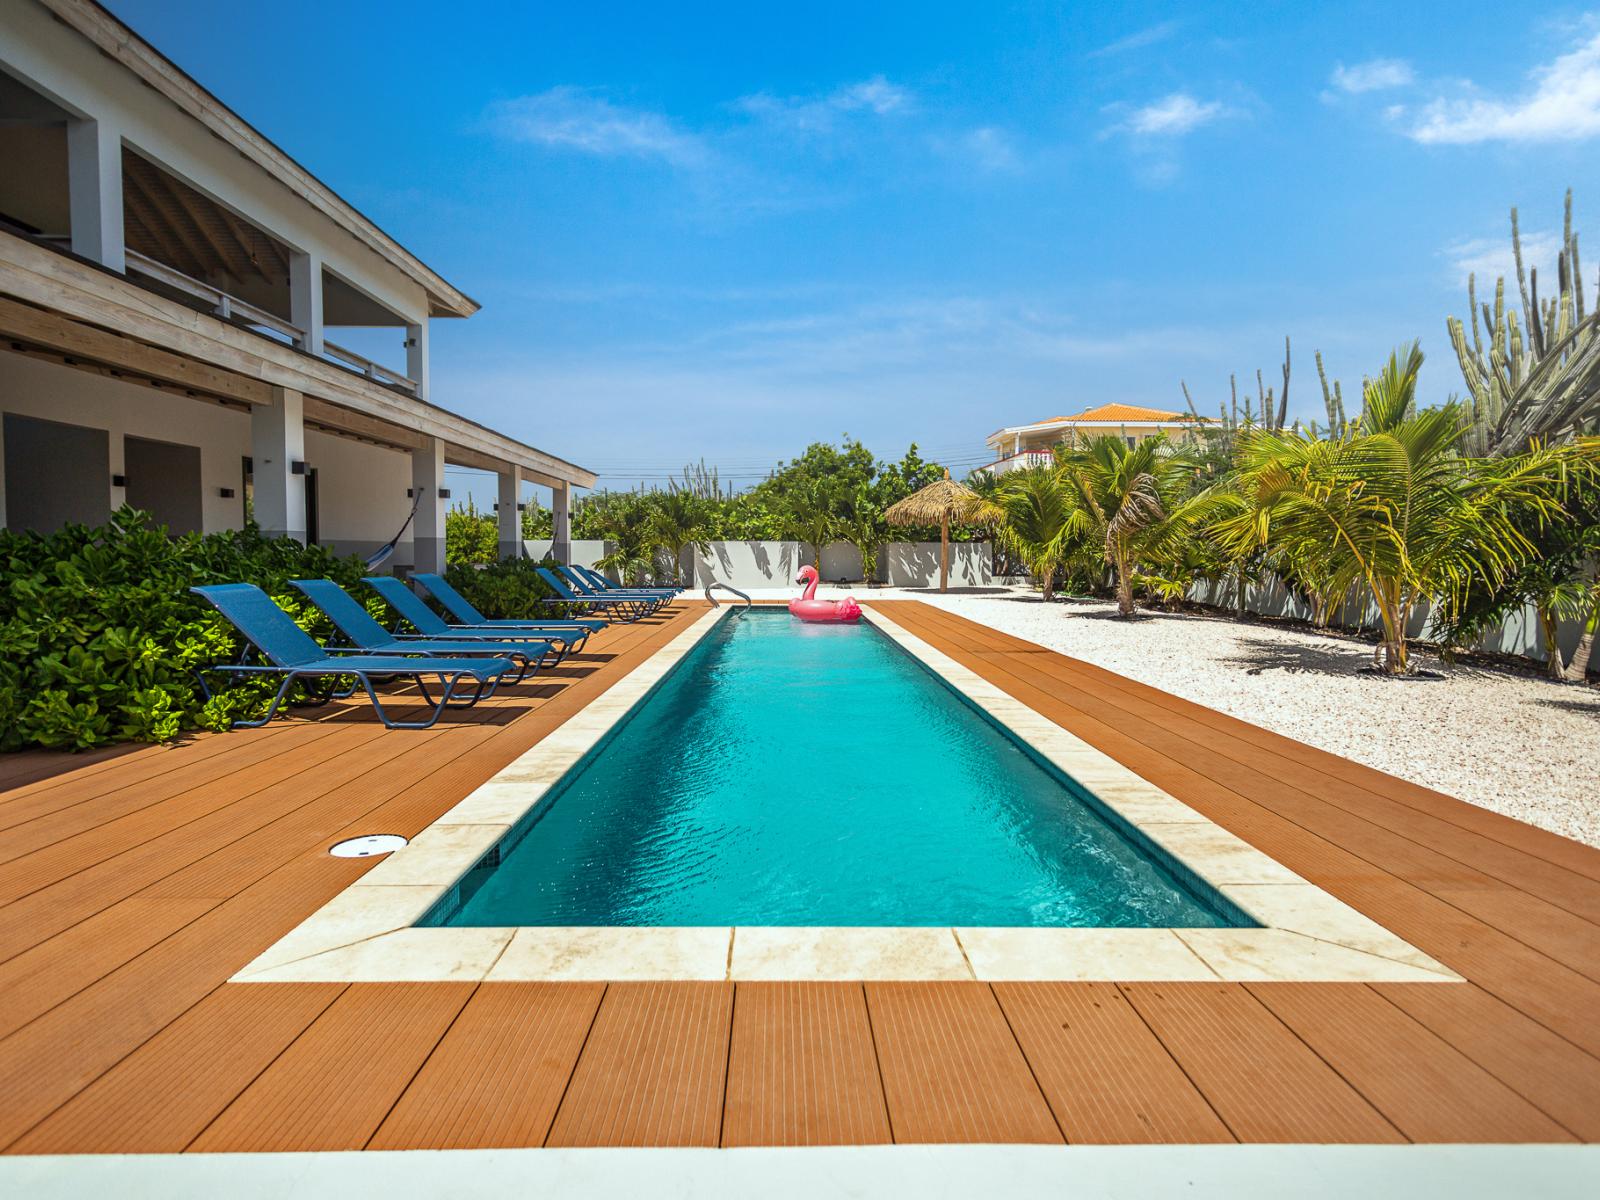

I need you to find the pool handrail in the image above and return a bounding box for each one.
[703,581,752,614]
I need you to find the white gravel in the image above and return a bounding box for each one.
[743,582,1600,847]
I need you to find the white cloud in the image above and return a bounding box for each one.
[1330,58,1415,93]
[953,126,1021,172]
[1410,31,1600,143]
[1089,20,1184,58]
[737,75,913,133]
[484,88,707,166]
[1110,92,1229,137]
[1445,229,1562,289]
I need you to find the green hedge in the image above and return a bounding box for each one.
[440,557,558,619]
[0,508,369,752]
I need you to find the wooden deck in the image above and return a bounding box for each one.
[1,598,1597,1151]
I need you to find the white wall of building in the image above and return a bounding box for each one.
[1,351,426,566]
[303,428,413,564]
[1,350,245,533]
[0,1,432,324]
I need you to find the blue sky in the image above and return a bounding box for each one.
[113,1,1600,499]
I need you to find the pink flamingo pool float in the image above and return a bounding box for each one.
[789,564,861,624]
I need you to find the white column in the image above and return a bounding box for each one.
[109,430,126,514]
[405,322,430,401]
[250,387,306,541]
[496,465,522,561]
[289,252,324,355]
[410,437,446,574]
[551,481,571,565]
[67,119,124,271]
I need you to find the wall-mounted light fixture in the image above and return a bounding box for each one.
[437,488,452,499]
[290,460,308,476]
[219,487,236,499]
[111,473,127,488]
[517,503,527,512]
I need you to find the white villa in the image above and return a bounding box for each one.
[0,0,593,571]
[982,403,1207,474]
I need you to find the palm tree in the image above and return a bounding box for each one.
[1054,435,1208,616]
[1218,344,1571,674]
[838,483,885,583]
[994,466,1073,601]
[647,485,714,585]
[783,477,842,570]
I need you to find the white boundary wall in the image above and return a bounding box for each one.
[518,539,993,590]
[1188,575,1579,668]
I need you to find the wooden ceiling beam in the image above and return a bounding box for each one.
[0,293,270,405]
[136,161,240,281]
[124,169,211,278]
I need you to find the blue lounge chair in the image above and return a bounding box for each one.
[561,564,678,605]
[361,574,595,656]
[533,567,654,621]
[573,563,681,597]
[289,579,554,677]
[396,573,603,646]
[361,575,596,655]
[191,583,514,730]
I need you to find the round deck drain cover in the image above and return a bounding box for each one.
[329,834,408,858]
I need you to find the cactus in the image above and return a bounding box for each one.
[1315,350,1348,437]
[1450,189,1600,455]
[1181,336,1293,458]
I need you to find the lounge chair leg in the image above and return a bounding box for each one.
[231,673,301,729]
[357,671,465,729]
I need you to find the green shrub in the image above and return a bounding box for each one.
[0,507,369,752]
[440,557,558,619]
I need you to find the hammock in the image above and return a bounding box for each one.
[364,486,425,571]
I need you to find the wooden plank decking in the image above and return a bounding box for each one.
[1,598,1597,1151]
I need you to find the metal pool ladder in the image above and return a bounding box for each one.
[703,581,752,614]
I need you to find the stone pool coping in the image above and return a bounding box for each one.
[234,604,1459,985]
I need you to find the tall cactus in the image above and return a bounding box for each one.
[1181,336,1292,458]
[1315,350,1348,437]
[1450,189,1600,455]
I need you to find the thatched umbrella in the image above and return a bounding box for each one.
[884,469,996,592]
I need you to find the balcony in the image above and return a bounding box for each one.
[980,449,1056,475]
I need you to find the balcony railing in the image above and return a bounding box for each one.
[124,249,303,343]
[982,450,1056,474]
[40,232,425,397]
[322,339,419,395]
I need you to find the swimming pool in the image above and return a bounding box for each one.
[423,609,1248,930]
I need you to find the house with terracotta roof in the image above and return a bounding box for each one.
[980,403,1207,474]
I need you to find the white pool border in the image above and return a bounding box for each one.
[234,603,1459,985]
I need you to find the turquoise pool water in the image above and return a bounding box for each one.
[425,610,1246,928]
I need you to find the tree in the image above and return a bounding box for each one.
[838,483,885,583]
[993,467,1073,601]
[783,475,844,569]
[1055,434,1209,617]
[444,499,497,565]
[1434,459,1600,680]
[648,484,715,584]
[1218,344,1571,674]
